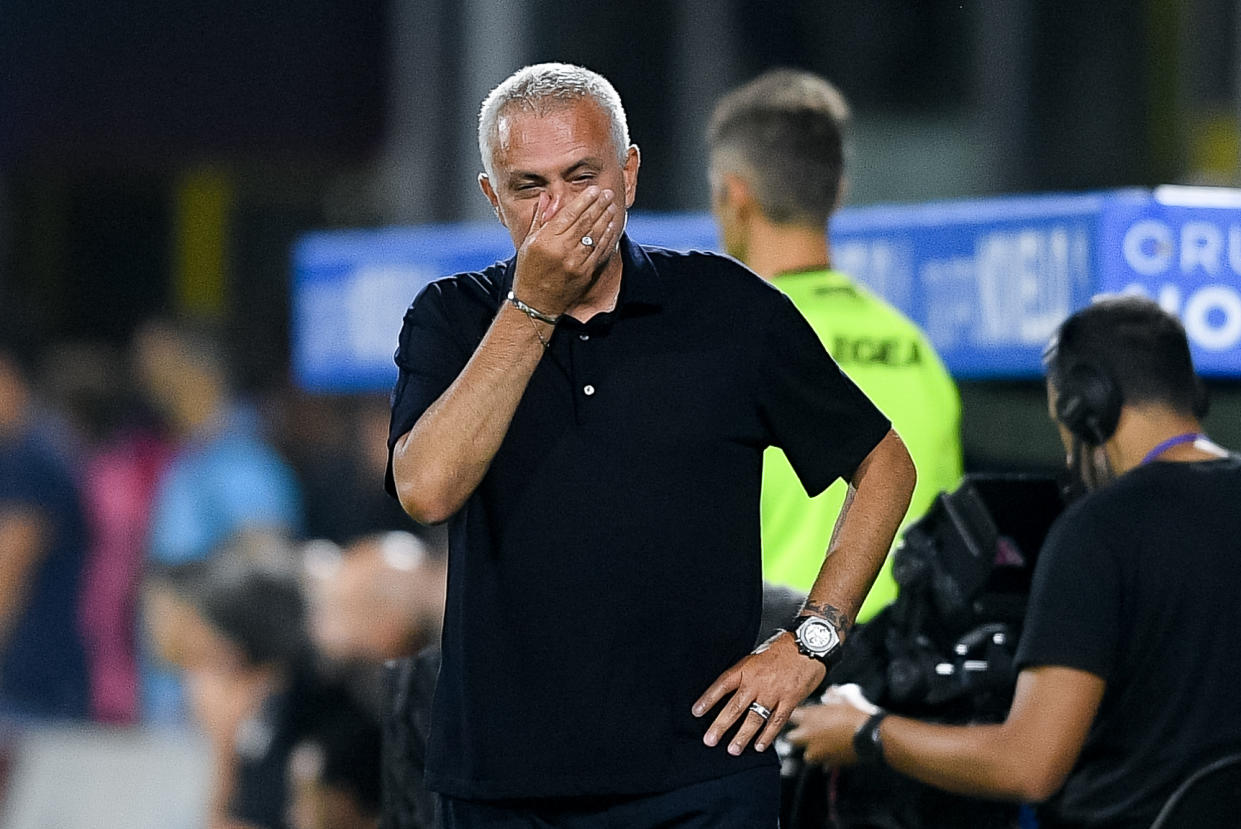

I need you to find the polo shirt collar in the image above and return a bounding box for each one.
[614,232,664,310]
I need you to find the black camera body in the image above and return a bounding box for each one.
[781,475,1065,829]
[880,475,1063,716]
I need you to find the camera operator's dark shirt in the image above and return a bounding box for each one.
[385,235,890,801]
[1016,455,1241,828]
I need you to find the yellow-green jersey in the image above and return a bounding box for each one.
[762,269,963,621]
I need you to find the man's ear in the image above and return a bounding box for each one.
[479,173,505,227]
[719,172,758,220]
[622,145,641,209]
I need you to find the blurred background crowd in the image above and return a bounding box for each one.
[1,1,1240,827]
[0,301,448,828]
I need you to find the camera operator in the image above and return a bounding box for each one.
[786,296,1241,828]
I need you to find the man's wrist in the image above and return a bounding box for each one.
[797,600,853,639]
[506,290,561,324]
[852,710,889,765]
[785,615,844,672]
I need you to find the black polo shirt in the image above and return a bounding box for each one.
[386,235,890,800]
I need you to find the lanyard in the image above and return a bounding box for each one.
[1139,432,1206,466]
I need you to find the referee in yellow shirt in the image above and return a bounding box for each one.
[707,69,963,621]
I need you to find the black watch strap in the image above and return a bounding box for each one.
[852,710,889,765]
[810,641,844,672]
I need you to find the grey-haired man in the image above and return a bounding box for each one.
[386,62,914,826]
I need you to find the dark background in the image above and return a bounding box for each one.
[2,0,1238,467]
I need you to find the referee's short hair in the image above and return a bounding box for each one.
[708,68,851,228]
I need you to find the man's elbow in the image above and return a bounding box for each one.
[884,428,917,503]
[394,464,460,525]
[1014,767,1069,804]
[392,434,458,525]
[396,483,456,526]
[995,734,1071,803]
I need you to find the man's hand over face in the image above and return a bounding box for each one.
[512,187,620,314]
[692,632,826,756]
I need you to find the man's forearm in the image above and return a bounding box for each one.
[883,666,1102,802]
[392,303,550,524]
[789,664,1101,803]
[879,717,1044,801]
[802,429,915,630]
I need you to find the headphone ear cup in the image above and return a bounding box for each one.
[1056,363,1122,445]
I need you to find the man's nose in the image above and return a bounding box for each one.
[545,181,570,213]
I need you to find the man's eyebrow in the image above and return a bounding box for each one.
[563,158,605,176]
[505,157,606,187]
[507,170,546,184]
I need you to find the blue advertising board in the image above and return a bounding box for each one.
[291,187,1241,392]
[1095,186,1241,376]
[291,214,720,392]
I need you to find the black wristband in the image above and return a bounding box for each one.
[852,711,889,766]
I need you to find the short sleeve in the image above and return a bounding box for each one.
[385,281,475,498]
[1015,505,1120,679]
[756,292,891,497]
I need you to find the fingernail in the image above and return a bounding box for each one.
[602,188,614,199]
[755,742,766,752]
[692,704,704,716]
[703,732,717,747]
[728,743,741,756]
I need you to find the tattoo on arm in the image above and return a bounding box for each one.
[798,600,853,636]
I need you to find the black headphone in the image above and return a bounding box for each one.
[1054,360,1123,446]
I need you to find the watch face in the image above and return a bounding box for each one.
[798,618,840,655]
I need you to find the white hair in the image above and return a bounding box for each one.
[477,62,630,179]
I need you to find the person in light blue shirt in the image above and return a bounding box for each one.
[134,316,302,723]
[146,403,302,566]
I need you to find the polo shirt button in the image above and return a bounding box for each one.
[583,384,595,396]
[579,333,590,341]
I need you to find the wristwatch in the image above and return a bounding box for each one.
[788,615,844,671]
[852,710,889,765]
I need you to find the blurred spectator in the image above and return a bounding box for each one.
[133,315,304,723]
[37,339,172,724]
[151,534,356,829]
[306,531,445,665]
[281,393,441,549]
[299,532,443,829]
[135,315,303,565]
[286,706,382,829]
[302,531,444,720]
[144,529,302,684]
[379,650,440,829]
[0,310,90,722]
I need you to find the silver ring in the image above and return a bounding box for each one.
[580,235,594,247]
[748,702,772,720]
